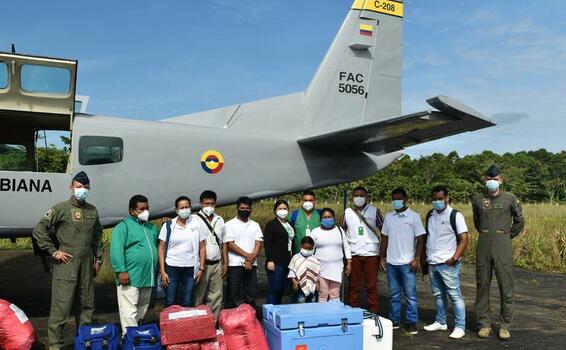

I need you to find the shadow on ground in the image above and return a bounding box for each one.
[1,250,565,350]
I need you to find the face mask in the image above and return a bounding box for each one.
[178,208,191,219]
[73,188,89,201]
[302,201,314,212]
[353,196,366,207]
[321,217,335,229]
[137,210,149,222]
[276,209,288,220]
[300,249,313,257]
[391,199,404,210]
[202,206,215,216]
[432,200,446,211]
[486,179,500,192]
[238,209,251,220]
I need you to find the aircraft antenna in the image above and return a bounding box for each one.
[11,42,16,53]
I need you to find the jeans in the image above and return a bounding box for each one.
[226,266,257,308]
[292,289,316,303]
[429,261,466,329]
[266,264,288,305]
[387,263,418,325]
[165,265,195,307]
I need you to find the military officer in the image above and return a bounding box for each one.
[472,165,524,341]
[32,171,104,350]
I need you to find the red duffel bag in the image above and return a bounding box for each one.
[160,305,216,345]
[0,299,37,350]
[167,343,201,350]
[200,334,227,350]
[219,304,268,350]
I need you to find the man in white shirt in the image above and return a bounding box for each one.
[192,190,227,318]
[343,186,384,314]
[224,196,263,308]
[423,185,469,339]
[380,187,426,335]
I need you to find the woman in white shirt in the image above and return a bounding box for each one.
[158,196,206,307]
[308,208,352,302]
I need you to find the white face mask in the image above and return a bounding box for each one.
[202,206,215,216]
[300,249,314,257]
[276,209,288,220]
[486,179,500,192]
[302,201,314,212]
[137,210,150,222]
[353,196,366,207]
[73,188,89,201]
[177,208,191,220]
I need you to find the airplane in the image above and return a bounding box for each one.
[0,0,494,241]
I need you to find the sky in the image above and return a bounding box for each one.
[3,0,565,157]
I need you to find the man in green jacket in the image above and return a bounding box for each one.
[110,194,159,334]
[289,190,321,254]
[32,171,104,350]
[472,165,524,341]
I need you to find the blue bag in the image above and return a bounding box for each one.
[74,324,120,350]
[123,324,162,350]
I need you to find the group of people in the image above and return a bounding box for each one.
[32,164,524,350]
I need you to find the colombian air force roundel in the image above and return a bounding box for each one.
[200,150,224,174]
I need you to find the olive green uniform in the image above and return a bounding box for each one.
[472,190,524,330]
[33,197,104,348]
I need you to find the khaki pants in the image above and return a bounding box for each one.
[116,285,152,334]
[193,262,223,318]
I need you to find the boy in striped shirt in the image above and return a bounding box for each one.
[288,236,320,303]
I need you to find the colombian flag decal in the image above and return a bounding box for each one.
[360,24,373,37]
[200,150,224,174]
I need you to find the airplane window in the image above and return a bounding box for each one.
[0,62,7,89]
[20,64,71,94]
[0,144,27,171]
[79,136,123,166]
[74,101,83,113]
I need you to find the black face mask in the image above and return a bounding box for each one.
[238,209,251,220]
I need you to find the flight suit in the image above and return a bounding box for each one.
[472,190,524,330]
[33,197,104,348]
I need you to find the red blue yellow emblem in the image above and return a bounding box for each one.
[200,150,224,174]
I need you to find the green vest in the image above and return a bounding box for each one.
[291,209,321,254]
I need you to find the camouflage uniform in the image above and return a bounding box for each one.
[33,197,104,348]
[472,190,524,330]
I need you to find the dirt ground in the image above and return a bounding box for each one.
[1,250,565,350]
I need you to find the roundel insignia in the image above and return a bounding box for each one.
[200,150,224,174]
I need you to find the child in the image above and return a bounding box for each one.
[288,236,320,303]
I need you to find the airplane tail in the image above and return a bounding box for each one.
[304,0,404,135]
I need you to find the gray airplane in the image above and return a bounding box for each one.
[0,0,494,239]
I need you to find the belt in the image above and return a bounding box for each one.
[205,260,220,265]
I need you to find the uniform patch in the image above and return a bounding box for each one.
[200,150,224,174]
[483,199,491,209]
[45,209,54,218]
[494,203,504,209]
[72,209,83,221]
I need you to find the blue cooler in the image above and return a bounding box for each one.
[263,301,364,350]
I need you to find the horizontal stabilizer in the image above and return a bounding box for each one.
[297,96,495,153]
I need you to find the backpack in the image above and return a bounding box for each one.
[74,324,120,350]
[122,324,162,350]
[422,208,460,276]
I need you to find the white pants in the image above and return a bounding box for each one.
[117,285,152,334]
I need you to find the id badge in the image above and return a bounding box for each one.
[288,240,292,252]
[358,226,364,236]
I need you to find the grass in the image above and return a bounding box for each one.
[2,202,565,283]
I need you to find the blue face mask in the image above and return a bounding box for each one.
[486,179,500,192]
[321,218,335,229]
[432,200,446,211]
[391,199,404,210]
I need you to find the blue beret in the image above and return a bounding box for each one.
[485,165,500,177]
[73,171,90,185]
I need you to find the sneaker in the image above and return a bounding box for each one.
[498,328,511,341]
[449,328,466,339]
[424,322,448,332]
[406,323,418,335]
[477,327,492,339]
[392,323,400,330]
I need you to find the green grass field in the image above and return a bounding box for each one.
[1,202,565,283]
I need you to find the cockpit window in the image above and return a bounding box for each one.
[74,101,83,113]
[20,64,71,94]
[79,136,123,166]
[0,62,7,89]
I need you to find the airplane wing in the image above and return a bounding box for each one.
[297,95,495,153]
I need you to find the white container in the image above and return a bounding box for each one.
[362,312,393,350]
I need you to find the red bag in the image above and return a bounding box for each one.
[0,299,37,350]
[160,305,216,345]
[167,343,201,350]
[200,335,227,350]
[219,304,268,350]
